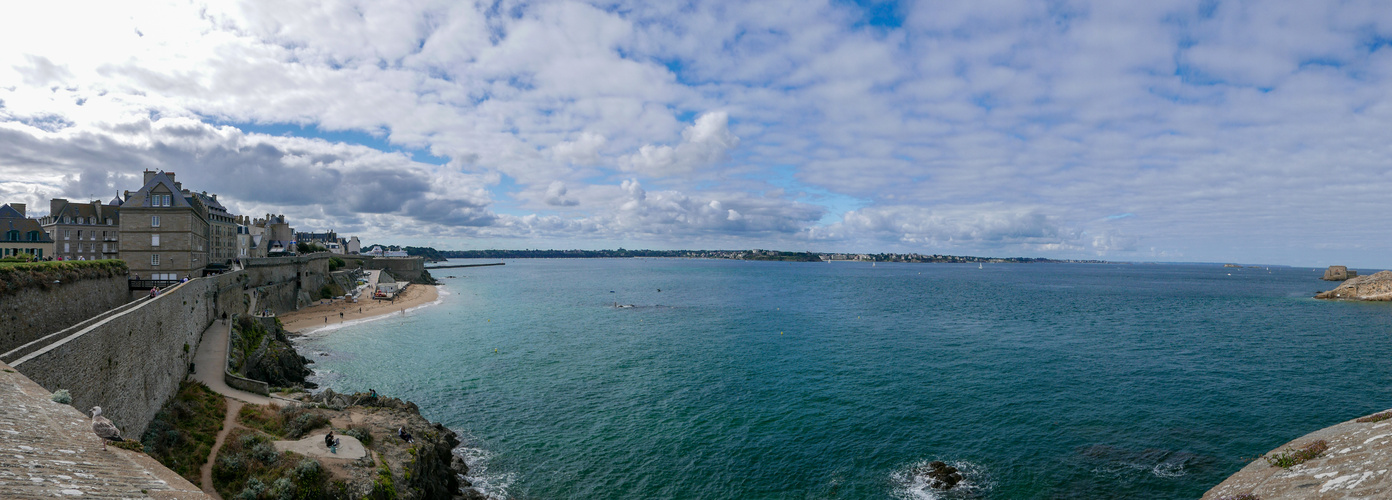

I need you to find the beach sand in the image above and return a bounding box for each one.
[279,284,439,333]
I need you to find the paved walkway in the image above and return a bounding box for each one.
[189,319,272,406]
[0,360,210,499]
[272,432,366,460]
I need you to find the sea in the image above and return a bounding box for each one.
[295,259,1392,499]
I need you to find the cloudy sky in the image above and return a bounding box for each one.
[2,1,1391,267]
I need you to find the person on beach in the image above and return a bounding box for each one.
[340,312,344,321]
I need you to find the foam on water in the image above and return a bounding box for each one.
[890,460,991,500]
[452,438,514,500]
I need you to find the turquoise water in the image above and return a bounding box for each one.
[298,260,1392,499]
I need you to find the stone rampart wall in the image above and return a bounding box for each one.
[342,255,426,282]
[0,275,129,354]
[11,254,330,439]
[13,279,213,439]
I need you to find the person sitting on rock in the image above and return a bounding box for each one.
[398,427,414,443]
[325,431,339,454]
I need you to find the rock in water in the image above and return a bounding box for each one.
[914,460,965,490]
[1316,270,1392,301]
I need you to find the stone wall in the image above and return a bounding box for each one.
[341,255,426,282]
[0,275,129,354]
[12,279,214,439]
[9,254,330,440]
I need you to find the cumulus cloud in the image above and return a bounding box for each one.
[621,111,740,177]
[2,1,1392,264]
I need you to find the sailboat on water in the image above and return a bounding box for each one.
[978,263,983,269]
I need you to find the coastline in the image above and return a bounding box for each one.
[279,283,440,334]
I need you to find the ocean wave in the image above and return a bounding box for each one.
[453,435,514,500]
[890,459,991,499]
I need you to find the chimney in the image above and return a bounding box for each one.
[143,169,157,184]
[11,203,24,217]
[50,198,65,215]
[165,171,175,183]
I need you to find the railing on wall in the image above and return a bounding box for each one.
[128,279,182,290]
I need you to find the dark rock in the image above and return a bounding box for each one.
[916,460,963,490]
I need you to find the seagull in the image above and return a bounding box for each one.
[89,406,123,450]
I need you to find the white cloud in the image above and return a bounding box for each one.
[621,111,740,177]
[3,1,1392,264]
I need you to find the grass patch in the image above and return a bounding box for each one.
[141,381,226,483]
[1357,411,1392,423]
[0,259,127,295]
[1266,440,1330,468]
[238,404,284,436]
[237,403,329,440]
[213,428,339,500]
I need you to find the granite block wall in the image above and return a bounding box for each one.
[0,275,129,354]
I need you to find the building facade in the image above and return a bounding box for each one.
[118,171,212,281]
[37,198,121,261]
[0,203,54,259]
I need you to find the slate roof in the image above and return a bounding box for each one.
[130,172,195,208]
[0,205,22,219]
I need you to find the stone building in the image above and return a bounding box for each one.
[119,171,215,281]
[347,235,360,255]
[0,203,54,259]
[253,214,295,256]
[37,197,121,261]
[234,215,261,259]
[190,191,236,270]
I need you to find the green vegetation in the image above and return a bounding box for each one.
[1265,440,1329,468]
[238,403,329,440]
[1357,411,1392,423]
[370,462,397,499]
[296,242,328,254]
[142,381,227,483]
[0,259,128,295]
[232,317,269,375]
[213,428,345,500]
[0,253,37,263]
[316,282,344,300]
[327,256,345,271]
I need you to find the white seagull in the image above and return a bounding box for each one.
[89,406,123,450]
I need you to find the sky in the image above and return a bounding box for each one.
[1,1,1391,267]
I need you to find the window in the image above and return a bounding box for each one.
[151,254,160,266]
[164,194,172,206]
[76,230,82,240]
[63,243,69,252]
[4,230,17,241]
[151,234,160,247]
[106,218,112,225]
[63,216,70,224]
[63,229,70,239]
[152,215,160,227]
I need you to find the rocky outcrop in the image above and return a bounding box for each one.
[1315,270,1392,300]
[1202,408,1392,499]
[231,317,316,389]
[914,461,964,490]
[302,389,479,499]
[1322,265,1357,281]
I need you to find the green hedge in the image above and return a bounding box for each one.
[0,259,128,296]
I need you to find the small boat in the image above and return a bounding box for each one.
[979,263,983,269]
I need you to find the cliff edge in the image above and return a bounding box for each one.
[1203,408,1392,499]
[1314,270,1392,301]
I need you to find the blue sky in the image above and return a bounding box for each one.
[2,0,1392,267]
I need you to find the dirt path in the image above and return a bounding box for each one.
[200,398,245,499]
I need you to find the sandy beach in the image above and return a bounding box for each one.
[279,283,439,333]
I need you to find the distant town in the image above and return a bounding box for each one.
[402,247,1110,264]
[1,170,1109,275]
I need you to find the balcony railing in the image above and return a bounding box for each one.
[129,279,182,290]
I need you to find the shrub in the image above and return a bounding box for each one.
[50,389,71,404]
[141,381,226,482]
[1357,411,1392,423]
[285,412,330,439]
[1266,440,1329,468]
[344,425,374,447]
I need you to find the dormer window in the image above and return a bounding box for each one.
[63,216,70,224]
